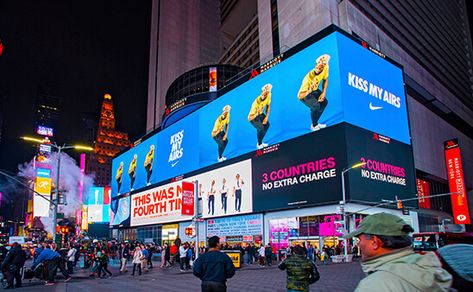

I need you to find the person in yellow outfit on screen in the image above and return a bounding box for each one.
[297,54,330,132]
[248,83,272,149]
[144,145,155,186]
[128,154,137,191]
[211,105,231,162]
[116,161,124,195]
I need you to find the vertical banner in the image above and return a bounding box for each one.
[444,139,470,224]
[416,179,431,209]
[209,67,217,92]
[181,181,195,216]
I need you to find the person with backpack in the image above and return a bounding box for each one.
[278,245,319,292]
[1,242,27,289]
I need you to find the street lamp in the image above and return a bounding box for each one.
[21,136,93,239]
[341,161,366,261]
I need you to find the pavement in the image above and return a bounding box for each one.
[15,257,365,291]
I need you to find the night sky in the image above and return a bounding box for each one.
[0,0,151,173]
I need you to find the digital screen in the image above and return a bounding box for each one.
[36,125,54,137]
[251,125,346,212]
[112,30,410,199]
[110,193,131,227]
[344,124,416,206]
[86,187,111,223]
[111,136,158,198]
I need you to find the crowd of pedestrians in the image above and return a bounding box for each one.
[1,212,473,291]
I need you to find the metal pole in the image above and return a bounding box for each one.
[194,181,199,259]
[341,169,348,260]
[52,146,61,240]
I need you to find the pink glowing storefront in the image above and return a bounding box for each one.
[269,214,349,250]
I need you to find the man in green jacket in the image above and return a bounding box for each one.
[278,245,319,292]
[345,213,452,292]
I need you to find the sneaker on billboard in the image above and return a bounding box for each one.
[261,143,268,147]
[311,125,319,132]
[257,143,263,149]
[317,123,326,129]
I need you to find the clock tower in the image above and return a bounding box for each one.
[86,93,131,186]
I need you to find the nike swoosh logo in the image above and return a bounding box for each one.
[171,161,180,167]
[369,102,383,111]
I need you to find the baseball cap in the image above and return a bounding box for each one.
[344,213,414,238]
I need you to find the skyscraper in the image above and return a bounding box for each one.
[86,94,131,186]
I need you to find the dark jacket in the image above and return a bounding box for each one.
[1,245,26,270]
[279,254,316,292]
[193,250,235,283]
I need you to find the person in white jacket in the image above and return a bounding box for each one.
[258,245,265,267]
[132,246,142,276]
[66,245,77,274]
[179,243,188,272]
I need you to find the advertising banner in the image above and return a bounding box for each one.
[269,217,298,249]
[206,214,263,238]
[35,177,51,195]
[416,179,431,209]
[319,215,343,236]
[33,193,50,217]
[111,136,158,198]
[130,181,193,227]
[444,139,471,224]
[209,67,217,92]
[86,187,111,223]
[252,125,346,212]
[194,159,253,218]
[337,35,410,145]
[345,124,416,205]
[181,182,195,216]
[110,193,131,227]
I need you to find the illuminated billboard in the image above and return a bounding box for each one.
[112,27,410,198]
[110,193,131,227]
[86,187,111,223]
[252,123,416,212]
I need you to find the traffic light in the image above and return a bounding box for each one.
[396,196,403,209]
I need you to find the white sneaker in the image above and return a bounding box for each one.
[130,188,134,192]
[317,123,326,129]
[221,156,226,161]
[311,125,319,132]
[261,143,268,147]
[146,182,151,186]
[257,143,263,149]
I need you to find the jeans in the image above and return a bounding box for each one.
[250,114,270,144]
[47,258,69,283]
[201,281,227,292]
[132,263,141,275]
[6,265,22,288]
[67,260,74,274]
[213,131,228,159]
[98,263,112,277]
[235,190,242,212]
[221,193,227,213]
[180,257,186,270]
[208,195,215,215]
[300,90,328,127]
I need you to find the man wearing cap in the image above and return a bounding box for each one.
[346,213,452,291]
[297,54,330,132]
[193,236,235,292]
[212,105,231,162]
[248,83,272,149]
